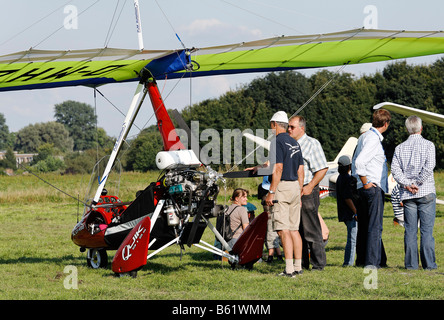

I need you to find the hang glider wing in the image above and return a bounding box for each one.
[373,102,444,127]
[1,29,444,92]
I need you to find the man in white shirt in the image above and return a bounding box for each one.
[352,109,390,268]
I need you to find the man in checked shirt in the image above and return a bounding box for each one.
[288,115,328,271]
[391,115,437,270]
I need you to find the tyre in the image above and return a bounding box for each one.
[87,248,108,269]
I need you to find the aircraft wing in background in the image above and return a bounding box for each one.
[242,132,358,198]
[373,102,444,127]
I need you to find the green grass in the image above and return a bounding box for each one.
[0,171,443,300]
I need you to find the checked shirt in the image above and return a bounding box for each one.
[391,134,436,201]
[296,133,328,185]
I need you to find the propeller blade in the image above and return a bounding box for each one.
[222,170,269,178]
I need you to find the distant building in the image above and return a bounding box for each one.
[0,151,37,166]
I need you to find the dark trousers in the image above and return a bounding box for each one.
[356,186,387,267]
[300,185,326,270]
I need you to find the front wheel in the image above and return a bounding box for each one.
[87,248,108,269]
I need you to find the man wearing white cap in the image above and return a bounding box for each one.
[247,111,304,277]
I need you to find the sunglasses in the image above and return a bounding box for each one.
[288,125,298,130]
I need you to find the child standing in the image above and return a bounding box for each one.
[336,155,359,267]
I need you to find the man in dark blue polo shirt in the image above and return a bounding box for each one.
[248,111,304,277]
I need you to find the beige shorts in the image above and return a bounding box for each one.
[272,180,301,231]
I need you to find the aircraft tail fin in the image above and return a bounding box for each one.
[332,137,358,163]
[112,216,151,274]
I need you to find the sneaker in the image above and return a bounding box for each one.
[292,269,303,276]
[277,270,302,277]
[277,270,293,277]
[266,256,273,263]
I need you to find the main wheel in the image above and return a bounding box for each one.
[87,248,108,269]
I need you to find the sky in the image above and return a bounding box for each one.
[0,0,443,138]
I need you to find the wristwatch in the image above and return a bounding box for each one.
[269,190,275,194]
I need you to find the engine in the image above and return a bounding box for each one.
[160,166,226,226]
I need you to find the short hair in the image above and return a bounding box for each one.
[273,121,288,130]
[372,109,391,128]
[289,115,306,130]
[405,115,422,134]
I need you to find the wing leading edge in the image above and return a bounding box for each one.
[1,29,444,92]
[373,102,444,127]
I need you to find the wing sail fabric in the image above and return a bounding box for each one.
[1,29,444,91]
[188,29,444,77]
[0,48,186,91]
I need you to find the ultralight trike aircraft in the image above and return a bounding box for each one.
[1,1,444,277]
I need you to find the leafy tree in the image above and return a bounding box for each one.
[15,122,73,153]
[0,113,10,150]
[123,128,163,171]
[0,147,16,170]
[176,60,444,169]
[54,100,98,151]
[96,127,115,150]
[372,60,444,167]
[63,149,107,174]
[31,143,65,173]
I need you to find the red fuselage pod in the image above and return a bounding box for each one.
[71,195,127,249]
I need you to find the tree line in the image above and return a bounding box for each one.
[0,100,115,174]
[1,58,443,174]
[178,58,444,170]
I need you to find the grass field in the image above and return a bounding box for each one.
[0,171,443,300]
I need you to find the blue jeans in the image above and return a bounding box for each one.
[343,219,357,266]
[403,193,437,270]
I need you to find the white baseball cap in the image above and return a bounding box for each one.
[270,111,288,124]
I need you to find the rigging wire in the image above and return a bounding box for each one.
[242,0,351,32]
[103,0,123,47]
[93,87,99,165]
[219,0,303,34]
[103,0,129,48]
[290,64,348,118]
[94,88,142,132]
[0,0,74,49]
[225,63,349,173]
[16,161,90,207]
[32,0,102,49]
[154,0,186,49]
